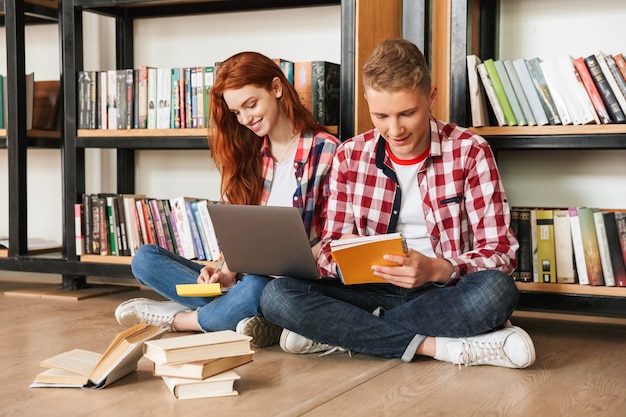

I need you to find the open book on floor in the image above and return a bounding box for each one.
[330,233,408,285]
[30,322,164,389]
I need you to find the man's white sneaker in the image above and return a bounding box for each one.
[279,329,349,356]
[115,298,190,331]
[446,325,536,369]
[236,316,282,348]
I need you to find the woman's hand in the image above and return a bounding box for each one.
[197,262,237,288]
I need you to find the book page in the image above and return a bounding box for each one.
[39,348,101,376]
[330,232,403,250]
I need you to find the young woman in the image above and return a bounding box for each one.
[114,51,340,347]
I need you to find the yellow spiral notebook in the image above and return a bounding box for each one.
[175,283,226,297]
[330,233,408,285]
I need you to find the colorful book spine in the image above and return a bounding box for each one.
[525,57,561,125]
[476,62,506,126]
[535,209,557,283]
[493,59,527,125]
[577,207,605,286]
[585,54,626,123]
[483,58,517,126]
[553,209,576,284]
[573,57,612,124]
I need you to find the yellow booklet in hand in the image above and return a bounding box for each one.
[330,233,408,285]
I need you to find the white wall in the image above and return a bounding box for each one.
[497,0,626,208]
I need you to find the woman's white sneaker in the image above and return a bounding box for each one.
[114,298,190,331]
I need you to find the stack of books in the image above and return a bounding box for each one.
[142,330,254,400]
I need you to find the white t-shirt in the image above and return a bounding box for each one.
[266,155,298,207]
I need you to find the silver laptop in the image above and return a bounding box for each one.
[206,204,321,280]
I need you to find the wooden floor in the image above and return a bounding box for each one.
[1,279,625,417]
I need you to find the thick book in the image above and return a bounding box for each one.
[512,58,549,126]
[584,54,626,123]
[466,55,491,127]
[525,57,561,125]
[143,330,252,365]
[535,209,557,283]
[311,61,340,126]
[516,208,534,282]
[153,352,253,380]
[503,60,536,126]
[568,207,590,285]
[31,322,164,389]
[577,207,605,286]
[294,61,313,114]
[613,211,626,287]
[330,233,408,285]
[573,56,612,124]
[593,211,616,287]
[553,209,576,284]
[483,58,517,126]
[161,370,241,400]
[602,211,626,288]
[476,62,506,126]
[493,59,527,125]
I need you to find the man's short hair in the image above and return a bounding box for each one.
[362,38,431,93]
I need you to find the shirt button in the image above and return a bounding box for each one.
[393,210,398,215]
[297,176,302,181]
[293,196,298,201]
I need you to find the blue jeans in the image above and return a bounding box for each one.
[131,244,272,332]
[260,270,518,361]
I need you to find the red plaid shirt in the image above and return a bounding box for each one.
[318,116,518,279]
[260,131,340,244]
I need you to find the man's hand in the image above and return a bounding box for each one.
[371,249,455,288]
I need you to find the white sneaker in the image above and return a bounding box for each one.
[236,316,282,348]
[446,325,536,369]
[115,298,190,331]
[279,329,349,356]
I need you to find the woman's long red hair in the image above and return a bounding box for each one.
[209,51,327,205]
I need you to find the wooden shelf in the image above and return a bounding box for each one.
[471,124,626,136]
[80,254,216,267]
[516,282,626,298]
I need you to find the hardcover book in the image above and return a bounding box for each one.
[553,209,576,284]
[493,60,527,125]
[516,208,534,282]
[161,370,241,400]
[539,59,573,125]
[512,58,549,126]
[554,55,599,125]
[330,233,408,285]
[311,61,340,126]
[483,58,517,126]
[573,57,612,124]
[525,57,561,125]
[169,197,199,260]
[153,352,253,381]
[535,209,557,283]
[613,211,626,287]
[31,322,164,389]
[593,211,616,286]
[466,55,491,127]
[602,211,626,287]
[577,207,605,286]
[294,61,313,114]
[585,54,626,123]
[503,60,536,126]
[143,330,252,365]
[476,62,506,126]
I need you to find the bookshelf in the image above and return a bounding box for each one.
[0,0,401,290]
[435,0,626,317]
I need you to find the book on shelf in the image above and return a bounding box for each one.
[576,207,605,286]
[185,199,206,261]
[466,55,491,127]
[515,208,534,282]
[74,203,85,256]
[105,195,120,256]
[203,66,215,125]
[476,62,506,126]
[529,208,539,282]
[524,57,561,125]
[493,59,527,126]
[311,61,340,126]
[274,58,294,84]
[593,211,616,287]
[613,211,626,287]
[196,199,221,261]
[554,55,599,125]
[195,66,205,128]
[535,209,557,284]
[161,370,241,400]
[190,200,212,260]
[510,208,520,280]
[503,60,536,126]
[157,67,172,129]
[553,209,576,284]
[613,53,626,84]
[512,58,549,126]
[33,79,62,130]
[293,61,313,114]
[539,58,573,125]
[136,66,149,129]
[602,211,626,287]
[483,58,517,126]
[31,322,164,389]
[572,56,612,124]
[98,71,108,129]
[121,194,146,256]
[584,54,626,123]
[143,330,252,365]
[152,351,253,380]
[147,66,158,129]
[330,233,408,285]
[148,198,169,250]
[106,70,118,130]
[603,53,626,108]
[568,207,589,285]
[184,67,192,129]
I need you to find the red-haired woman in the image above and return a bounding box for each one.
[115,52,340,348]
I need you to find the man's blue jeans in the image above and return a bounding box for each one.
[260,270,518,361]
[131,244,272,332]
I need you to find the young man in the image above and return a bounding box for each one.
[260,38,535,368]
